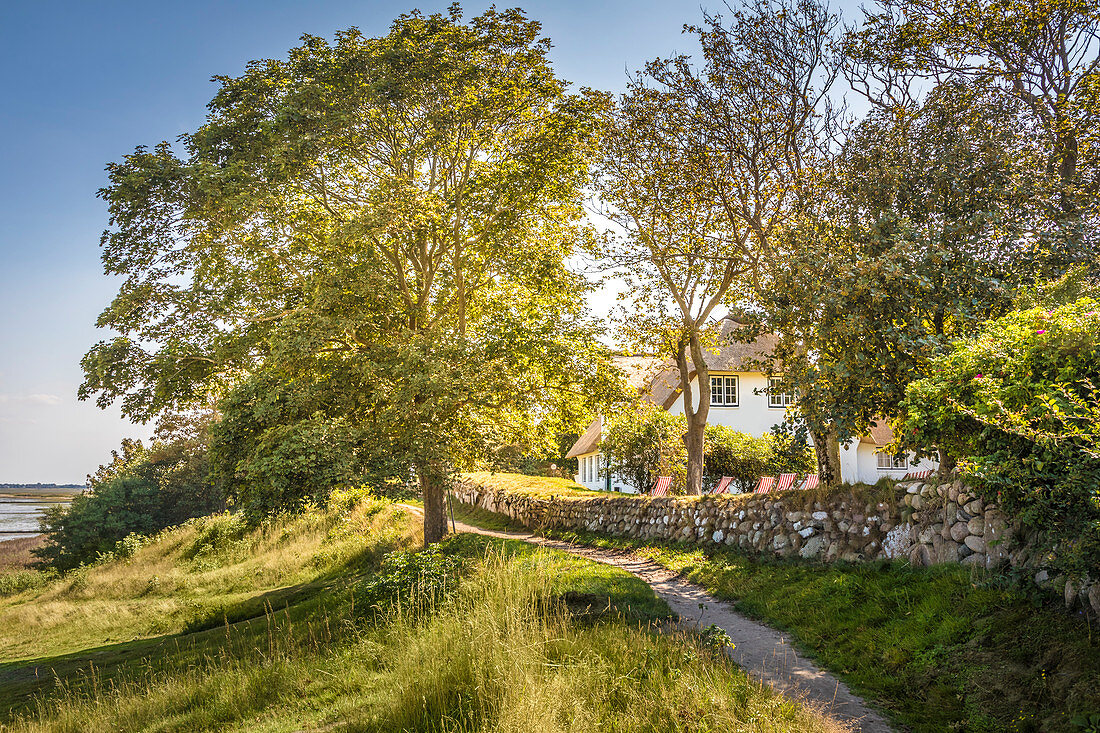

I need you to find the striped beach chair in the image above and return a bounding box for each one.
[797,474,820,491]
[711,476,734,495]
[775,473,797,492]
[903,469,934,481]
[753,476,776,494]
[650,476,672,497]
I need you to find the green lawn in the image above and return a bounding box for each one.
[524,526,1100,733]
[0,498,843,733]
[460,471,598,499]
[454,474,1100,731]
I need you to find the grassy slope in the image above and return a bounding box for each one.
[460,473,1100,733]
[0,498,841,733]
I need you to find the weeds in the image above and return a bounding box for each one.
[0,504,844,733]
[0,569,57,596]
[533,523,1100,733]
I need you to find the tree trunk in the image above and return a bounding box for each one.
[420,466,448,546]
[811,427,842,486]
[683,420,706,495]
[937,448,956,479]
[676,334,710,496]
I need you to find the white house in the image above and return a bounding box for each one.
[840,420,939,485]
[567,356,664,493]
[567,317,938,492]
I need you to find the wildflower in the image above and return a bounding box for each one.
[975,374,984,379]
[1036,329,1046,334]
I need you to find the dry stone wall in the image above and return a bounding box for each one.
[454,474,1100,616]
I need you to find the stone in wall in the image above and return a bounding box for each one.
[453,471,1096,615]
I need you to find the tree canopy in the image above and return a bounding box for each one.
[81,6,620,540]
[593,0,840,492]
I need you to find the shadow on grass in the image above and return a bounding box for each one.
[0,575,347,721]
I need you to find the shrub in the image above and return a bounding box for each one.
[602,403,816,494]
[901,298,1100,574]
[704,425,815,492]
[354,546,462,617]
[35,476,162,570]
[602,402,687,492]
[35,411,224,571]
[0,568,58,596]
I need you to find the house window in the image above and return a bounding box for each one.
[768,377,795,407]
[710,375,739,406]
[877,452,908,470]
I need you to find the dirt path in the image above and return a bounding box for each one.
[405,505,896,733]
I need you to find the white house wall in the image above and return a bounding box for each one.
[573,451,638,493]
[839,439,939,485]
[573,372,939,492]
[666,372,790,437]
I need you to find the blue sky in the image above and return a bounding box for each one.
[0,0,857,483]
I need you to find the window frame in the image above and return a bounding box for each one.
[876,452,909,470]
[767,376,795,408]
[709,374,740,407]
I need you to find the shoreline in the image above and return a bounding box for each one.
[0,532,45,543]
[0,492,80,502]
[0,533,47,570]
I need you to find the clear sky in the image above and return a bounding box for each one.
[0,0,857,484]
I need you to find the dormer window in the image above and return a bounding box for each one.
[710,375,739,406]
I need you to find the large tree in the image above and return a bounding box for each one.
[80,7,616,543]
[594,0,840,493]
[594,76,749,495]
[761,82,1032,477]
[847,0,1100,270]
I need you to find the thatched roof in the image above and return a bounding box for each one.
[614,355,666,391]
[647,319,781,409]
[860,419,895,446]
[564,320,780,459]
[565,356,662,460]
[565,415,603,459]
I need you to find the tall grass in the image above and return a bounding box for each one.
[2,530,845,733]
[354,546,846,733]
[0,498,413,662]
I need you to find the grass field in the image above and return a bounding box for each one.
[0,498,842,732]
[453,474,1100,732]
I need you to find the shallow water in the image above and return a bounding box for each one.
[0,498,69,542]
